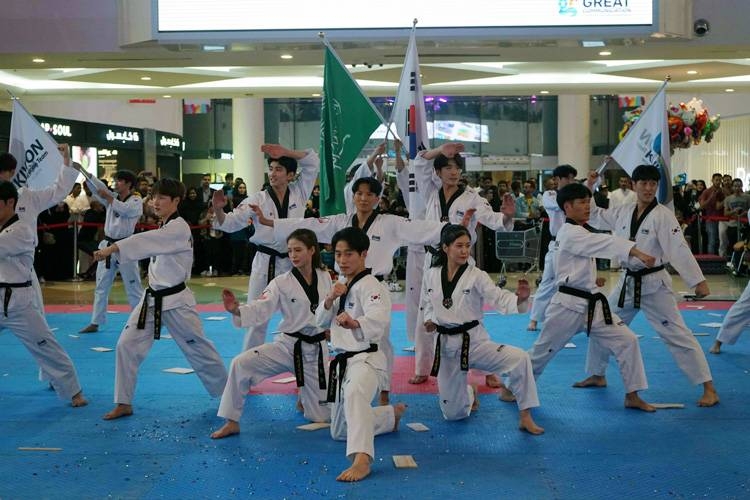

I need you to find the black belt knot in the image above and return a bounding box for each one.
[257,245,289,285]
[103,235,124,269]
[617,265,665,309]
[326,344,378,403]
[137,282,187,339]
[430,320,479,376]
[284,331,328,389]
[558,285,612,334]
[0,281,32,317]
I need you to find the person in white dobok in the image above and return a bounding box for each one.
[527,164,578,332]
[422,224,544,434]
[0,180,87,407]
[528,182,656,412]
[410,142,515,389]
[573,165,719,407]
[79,170,144,333]
[94,179,228,420]
[211,144,319,352]
[210,228,332,439]
[344,142,385,214]
[316,227,406,483]
[711,222,750,353]
[607,175,637,270]
[258,176,448,405]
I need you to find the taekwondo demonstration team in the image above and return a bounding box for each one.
[6,137,746,483]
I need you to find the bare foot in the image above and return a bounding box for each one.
[572,375,607,388]
[408,375,428,384]
[103,404,133,420]
[79,324,98,334]
[709,341,722,354]
[71,391,88,407]
[393,402,407,431]
[698,383,720,407]
[336,453,371,482]
[296,398,304,413]
[485,373,503,388]
[379,390,390,406]
[211,420,240,439]
[470,385,480,412]
[624,392,656,412]
[518,409,544,435]
[526,320,538,331]
[499,386,516,403]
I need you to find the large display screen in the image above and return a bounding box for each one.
[157,0,653,32]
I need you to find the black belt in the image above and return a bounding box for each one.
[284,331,327,390]
[558,285,612,334]
[430,320,480,376]
[374,275,385,282]
[137,282,187,339]
[104,235,124,269]
[617,265,665,309]
[1,281,32,317]
[257,245,289,285]
[424,245,439,256]
[326,344,378,403]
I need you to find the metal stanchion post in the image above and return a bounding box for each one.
[68,214,83,282]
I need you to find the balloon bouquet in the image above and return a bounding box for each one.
[619,97,721,154]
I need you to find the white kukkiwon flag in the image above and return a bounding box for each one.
[601,81,672,206]
[390,22,429,217]
[9,99,64,189]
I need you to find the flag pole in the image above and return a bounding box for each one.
[596,76,671,176]
[386,19,419,160]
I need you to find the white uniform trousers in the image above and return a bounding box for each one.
[2,303,82,400]
[329,354,395,461]
[243,253,292,351]
[583,281,712,385]
[437,340,540,420]
[717,280,750,345]
[529,302,648,393]
[90,244,143,326]
[405,246,426,343]
[217,340,330,423]
[31,271,53,382]
[113,304,228,404]
[529,242,558,324]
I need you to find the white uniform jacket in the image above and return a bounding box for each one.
[0,216,36,309]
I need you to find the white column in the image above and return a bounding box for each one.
[232,97,265,192]
[557,94,591,171]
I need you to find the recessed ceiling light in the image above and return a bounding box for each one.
[140,76,151,81]
[311,93,320,97]
[726,88,735,92]
[280,54,293,60]
[162,95,172,98]
[32,58,45,63]
[581,41,606,48]
[687,70,698,75]
[599,51,612,56]
[202,45,226,52]
[539,90,550,94]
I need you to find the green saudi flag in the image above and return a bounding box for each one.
[320,44,382,215]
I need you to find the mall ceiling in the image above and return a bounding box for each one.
[1,1,750,100]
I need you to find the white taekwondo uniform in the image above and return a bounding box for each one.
[112,213,227,405]
[86,177,143,327]
[411,152,513,377]
[0,214,83,400]
[214,150,319,351]
[217,267,333,424]
[529,189,566,324]
[421,263,540,420]
[315,270,395,462]
[585,199,712,385]
[528,219,649,394]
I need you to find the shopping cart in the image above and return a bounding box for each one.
[494,223,542,288]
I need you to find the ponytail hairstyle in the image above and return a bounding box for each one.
[431,223,471,268]
[287,228,324,270]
